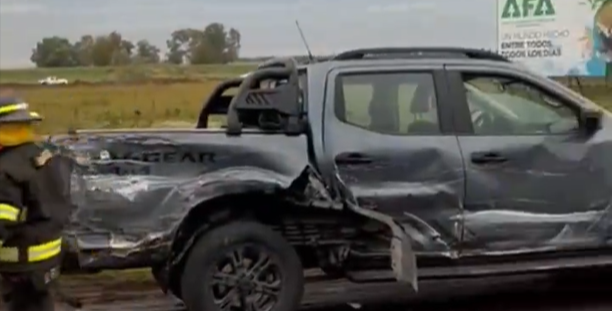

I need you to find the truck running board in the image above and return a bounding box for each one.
[345,252,612,283]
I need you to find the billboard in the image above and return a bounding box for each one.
[497,0,612,77]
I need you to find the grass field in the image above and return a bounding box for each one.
[6,81,607,134]
[0,63,258,85]
[0,64,610,134]
[6,82,612,134]
[16,81,222,133]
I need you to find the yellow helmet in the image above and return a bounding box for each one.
[0,97,42,124]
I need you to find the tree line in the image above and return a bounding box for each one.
[30,23,241,68]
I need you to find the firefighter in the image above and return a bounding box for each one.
[0,97,73,311]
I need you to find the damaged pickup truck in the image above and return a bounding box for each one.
[49,47,612,311]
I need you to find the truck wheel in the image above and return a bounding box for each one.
[181,220,304,311]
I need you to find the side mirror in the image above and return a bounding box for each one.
[580,109,602,135]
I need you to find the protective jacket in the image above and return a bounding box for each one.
[0,142,73,273]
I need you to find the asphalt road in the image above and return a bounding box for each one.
[48,271,612,311]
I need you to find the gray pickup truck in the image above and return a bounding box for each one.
[51,47,612,311]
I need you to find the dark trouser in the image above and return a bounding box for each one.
[1,269,57,311]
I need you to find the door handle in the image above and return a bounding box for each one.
[336,152,373,165]
[470,151,507,164]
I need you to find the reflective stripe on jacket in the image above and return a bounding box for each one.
[0,202,63,264]
[0,143,71,272]
[0,237,62,263]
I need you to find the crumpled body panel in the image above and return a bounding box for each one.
[457,120,612,255]
[324,114,612,260]
[48,130,326,269]
[335,142,465,256]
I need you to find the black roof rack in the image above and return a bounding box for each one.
[333,47,509,62]
[226,57,304,136]
[257,58,292,69]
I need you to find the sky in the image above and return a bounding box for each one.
[0,0,495,69]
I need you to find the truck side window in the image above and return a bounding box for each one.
[462,74,579,135]
[336,72,440,135]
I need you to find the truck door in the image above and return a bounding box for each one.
[444,65,611,254]
[322,64,466,256]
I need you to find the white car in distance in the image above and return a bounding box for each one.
[38,76,69,85]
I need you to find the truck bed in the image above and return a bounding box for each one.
[49,129,321,270]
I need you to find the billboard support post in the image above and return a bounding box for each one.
[574,76,584,95]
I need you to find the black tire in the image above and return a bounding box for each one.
[181,220,304,311]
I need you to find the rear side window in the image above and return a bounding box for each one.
[335,72,440,135]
